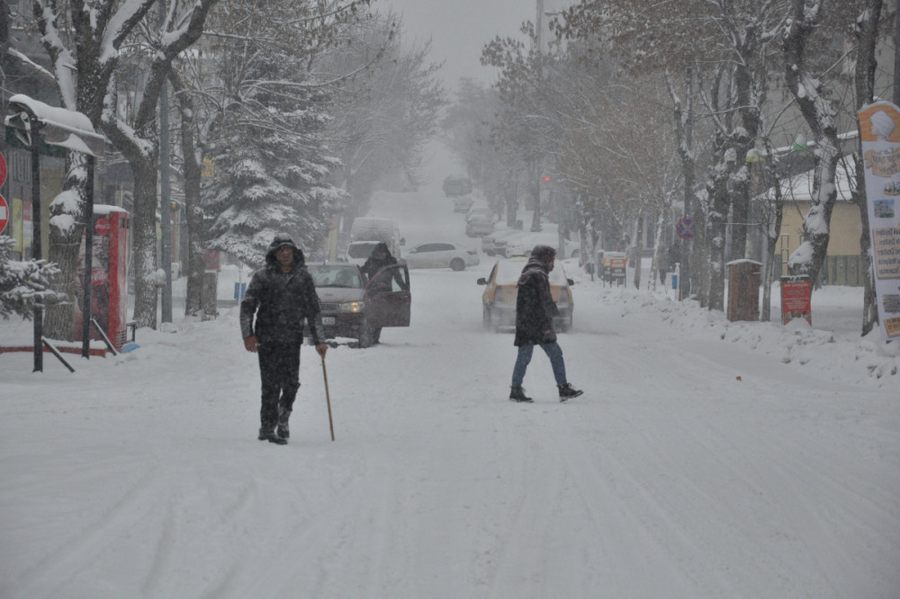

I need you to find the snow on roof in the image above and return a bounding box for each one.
[93,205,128,216]
[760,154,857,203]
[5,94,107,156]
[7,94,94,132]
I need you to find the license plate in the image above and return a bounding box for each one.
[322,316,335,325]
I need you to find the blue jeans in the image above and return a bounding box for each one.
[511,342,567,387]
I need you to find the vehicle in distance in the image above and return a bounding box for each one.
[307,263,411,348]
[403,242,480,271]
[477,257,575,332]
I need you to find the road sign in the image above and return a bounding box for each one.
[675,216,695,240]
[0,193,8,234]
[0,153,7,186]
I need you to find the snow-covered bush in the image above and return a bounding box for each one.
[0,236,67,319]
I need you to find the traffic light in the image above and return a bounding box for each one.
[541,175,551,183]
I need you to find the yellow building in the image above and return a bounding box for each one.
[768,155,865,286]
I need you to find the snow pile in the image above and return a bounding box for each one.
[595,286,900,388]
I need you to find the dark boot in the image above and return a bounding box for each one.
[276,408,291,439]
[558,383,583,402]
[509,385,533,403]
[258,427,287,445]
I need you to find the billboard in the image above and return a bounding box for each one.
[859,101,900,340]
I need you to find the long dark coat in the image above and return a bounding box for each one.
[514,257,559,346]
[240,242,323,344]
[360,242,398,280]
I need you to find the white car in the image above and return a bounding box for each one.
[403,242,480,271]
[502,230,581,259]
[452,195,474,213]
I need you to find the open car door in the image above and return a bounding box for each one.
[365,264,411,327]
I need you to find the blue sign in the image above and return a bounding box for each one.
[234,282,247,301]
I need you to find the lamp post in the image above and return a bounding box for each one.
[5,94,107,370]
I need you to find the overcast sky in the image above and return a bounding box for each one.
[382,0,539,94]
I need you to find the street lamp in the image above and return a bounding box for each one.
[5,94,107,370]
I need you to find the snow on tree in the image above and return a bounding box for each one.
[195,0,369,268]
[0,236,65,320]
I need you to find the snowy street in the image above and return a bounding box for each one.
[2,187,899,599]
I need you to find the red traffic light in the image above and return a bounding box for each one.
[541,175,551,183]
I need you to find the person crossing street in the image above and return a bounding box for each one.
[509,245,583,403]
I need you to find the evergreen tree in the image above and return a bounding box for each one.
[0,236,65,320]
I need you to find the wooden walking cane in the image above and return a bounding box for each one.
[321,355,335,441]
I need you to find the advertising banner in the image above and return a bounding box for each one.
[859,101,900,340]
[781,275,813,325]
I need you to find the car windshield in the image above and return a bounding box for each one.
[495,260,568,285]
[308,265,363,288]
[347,242,379,259]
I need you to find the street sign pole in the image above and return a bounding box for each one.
[81,155,95,358]
[29,112,42,372]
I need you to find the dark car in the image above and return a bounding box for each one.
[307,263,411,347]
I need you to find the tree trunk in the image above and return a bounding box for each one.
[632,207,644,290]
[171,72,205,317]
[783,0,841,283]
[666,66,697,300]
[760,140,785,322]
[706,166,730,311]
[130,161,159,329]
[855,0,884,336]
[529,162,542,232]
[43,153,89,339]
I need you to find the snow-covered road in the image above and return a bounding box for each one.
[1,180,899,598]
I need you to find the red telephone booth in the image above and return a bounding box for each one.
[75,205,130,349]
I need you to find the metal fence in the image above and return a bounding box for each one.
[772,255,865,286]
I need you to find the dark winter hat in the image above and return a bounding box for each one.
[269,235,298,252]
[531,244,557,263]
[265,235,305,266]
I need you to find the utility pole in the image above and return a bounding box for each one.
[531,0,545,232]
[159,0,173,325]
[894,0,900,104]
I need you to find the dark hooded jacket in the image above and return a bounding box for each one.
[240,237,323,344]
[359,242,398,281]
[514,245,559,347]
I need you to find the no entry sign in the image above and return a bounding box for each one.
[0,194,9,234]
[675,216,695,240]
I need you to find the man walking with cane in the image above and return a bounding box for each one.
[241,235,328,445]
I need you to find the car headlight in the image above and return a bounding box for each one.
[338,301,365,313]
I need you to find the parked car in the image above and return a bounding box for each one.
[466,214,495,237]
[502,230,581,259]
[465,205,493,222]
[452,195,474,213]
[481,228,523,256]
[598,250,627,285]
[307,263,411,348]
[477,258,575,332]
[403,242,480,271]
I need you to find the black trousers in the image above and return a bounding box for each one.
[257,340,301,429]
